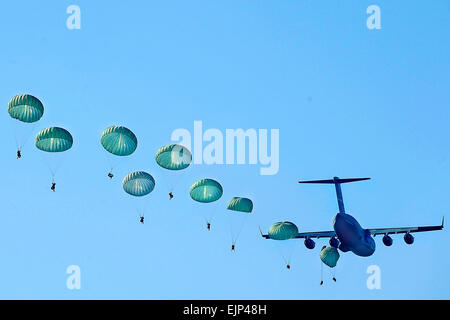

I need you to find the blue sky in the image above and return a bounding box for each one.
[0,1,448,299]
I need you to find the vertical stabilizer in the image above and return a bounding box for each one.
[298,177,371,214]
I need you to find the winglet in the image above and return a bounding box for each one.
[442,216,445,228]
[259,226,269,239]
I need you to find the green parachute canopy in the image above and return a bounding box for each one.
[101,126,137,156]
[320,246,340,268]
[122,171,155,197]
[190,179,223,203]
[8,94,44,123]
[155,144,192,170]
[268,222,298,240]
[227,197,253,213]
[35,127,73,152]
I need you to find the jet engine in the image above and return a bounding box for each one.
[329,237,340,248]
[382,234,393,246]
[304,238,315,249]
[404,233,414,245]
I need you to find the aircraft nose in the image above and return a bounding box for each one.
[365,235,376,255]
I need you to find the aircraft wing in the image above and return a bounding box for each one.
[368,217,444,236]
[293,231,336,239]
[259,226,335,239]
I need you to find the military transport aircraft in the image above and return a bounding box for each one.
[261,177,444,257]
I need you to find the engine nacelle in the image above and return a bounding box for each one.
[404,233,414,245]
[382,234,393,246]
[329,237,340,248]
[304,238,315,249]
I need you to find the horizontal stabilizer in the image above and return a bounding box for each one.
[298,177,370,184]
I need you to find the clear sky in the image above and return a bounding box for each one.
[0,1,448,299]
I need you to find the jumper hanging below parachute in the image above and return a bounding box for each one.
[122,171,156,223]
[190,178,223,231]
[227,197,253,252]
[35,126,73,191]
[267,221,299,270]
[156,144,192,200]
[8,94,44,158]
[101,126,138,179]
[320,245,340,285]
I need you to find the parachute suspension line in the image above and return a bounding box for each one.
[45,152,68,179]
[38,151,69,192]
[159,169,171,193]
[104,150,131,178]
[285,249,293,268]
[137,206,145,218]
[204,217,211,232]
[108,163,114,176]
[137,197,151,221]
[138,208,145,222]
[228,216,236,243]
[270,239,298,270]
[170,170,188,192]
[196,201,220,228]
[138,189,161,226]
[19,121,38,151]
[201,202,220,232]
[160,169,186,197]
[282,255,288,267]
[273,245,290,269]
[320,261,324,285]
[137,208,146,225]
[106,155,119,177]
[9,118,37,151]
[9,118,20,150]
[228,214,249,246]
[206,201,221,226]
[285,238,300,269]
[41,153,55,178]
[275,244,291,270]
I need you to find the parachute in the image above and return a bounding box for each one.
[268,222,299,269]
[8,94,44,155]
[320,246,340,268]
[227,197,253,251]
[35,127,73,152]
[122,171,156,197]
[101,126,137,156]
[319,246,340,285]
[227,197,253,213]
[122,171,156,222]
[190,179,223,203]
[190,179,223,231]
[8,94,44,123]
[35,127,73,190]
[156,144,192,199]
[155,144,192,170]
[101,126,137,178]
[268,222,298,240]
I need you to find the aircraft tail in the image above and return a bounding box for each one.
[298,177,370,214]
[298,177,371,184]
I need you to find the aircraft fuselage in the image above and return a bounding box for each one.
[333,212,375,257]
